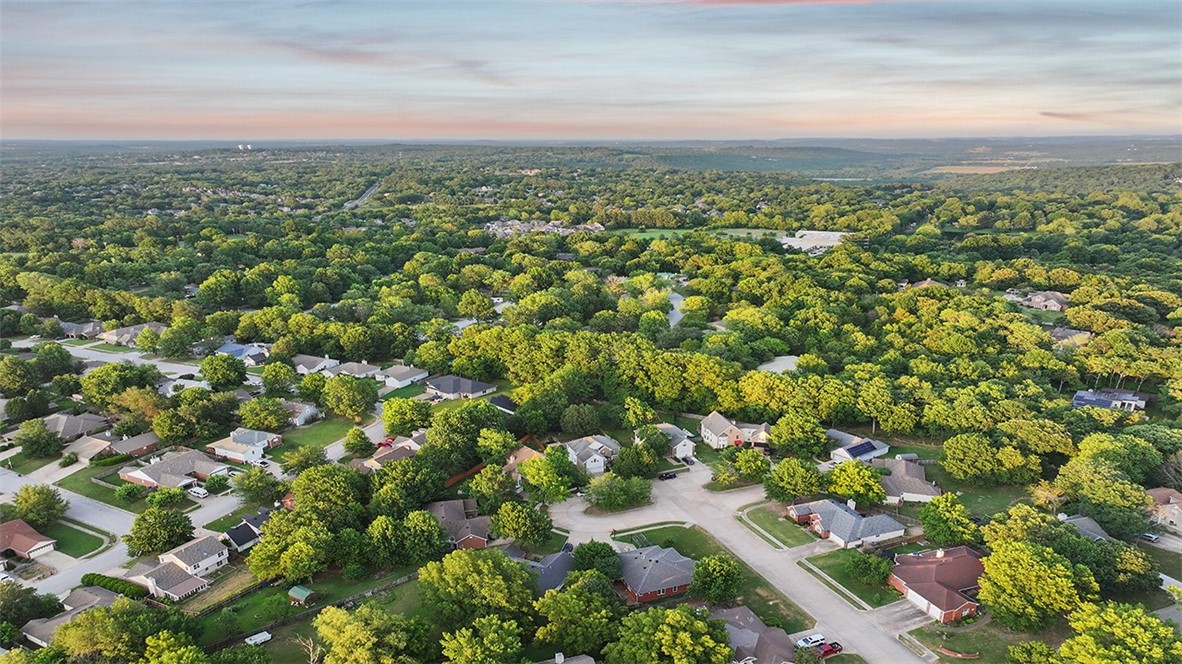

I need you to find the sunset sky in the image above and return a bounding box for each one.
[2,0,1178,140]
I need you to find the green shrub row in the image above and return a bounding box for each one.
[80,573,149,599]
[89,453,133,467]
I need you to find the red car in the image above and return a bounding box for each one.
[815,642,843,659]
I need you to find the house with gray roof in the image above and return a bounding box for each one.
[1057,513,1113,541]
[379,364,429,388]
[636,423,695,459]
[699,411,770,450]
[1072,389,1149,412]
[828,429,890,464]
[59,320,103,340]
[281,399,321,427]
[326,361,381,379]
[788,499,905,548]
[871,458,942,505]
[712,605,796,664]
[222,508,272,552]
[126,561,210,601]
[509,548,576,593]
[558,435,620,475]
[426,375,496,400]
[617,545,694,603]
[119,449,229,489]
[39,412,109,442]
[290,354,340,375]
[425,499,491,549]
[21,586,120,647]
[160,535,229,576]
[208,427,281,463]
[98,322,166,346]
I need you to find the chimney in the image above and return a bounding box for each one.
[936,548,945,558]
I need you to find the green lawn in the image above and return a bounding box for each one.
[40,521,104,557]
[611,228,698,239]
[923,464,1028,518]
[744,505,814,547]
[519,530,569,556]
[384,384,426,399]
[88,343,132,353]
[59,338,93,346]
[1137,543,1182,578]
[3,452,59,475]
[273,415,371,454]
[805,549,902,608]
[429,379,516,414]
[616,525,812,633]
[910,621,1069,664]
[203,504,258,532]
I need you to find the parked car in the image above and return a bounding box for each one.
[187,486,209,499]
[657,472,678,480]
[815,642,843,658]
[681,457,695,465]
[1141,532,1161,543]
[227,469,242,478]
[0,572,18,584]
[795,634,825,648]
[250,459,271,468]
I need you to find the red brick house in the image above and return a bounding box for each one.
[425,499,490,549]
[888,547,984,623]
[617,546,695,604]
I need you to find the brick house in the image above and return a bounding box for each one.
[617,545,694,604]
[888,547,984,623]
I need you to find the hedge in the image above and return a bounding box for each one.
[80,573,149,599]
[89,453,133,467]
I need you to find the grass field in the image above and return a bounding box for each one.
[910,621,1069,664]
[88,343,132,353]
[519,530,569,556]
[384,384,426,399]
[611,228,699,239]
[617,525,812,633]
[429,378,516,414]
[273,415,371,454]
[40,520,104,557]
[1138,542,1182,578]
[804,549,902,608]
[744,505,814,547]
[59,338,93,346]
[3,451,59,475]
[203,504,257,532]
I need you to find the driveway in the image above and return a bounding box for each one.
[550,462,927,664]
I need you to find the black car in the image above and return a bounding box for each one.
[657,472,678,480]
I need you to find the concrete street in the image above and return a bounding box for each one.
[550,461,931,664]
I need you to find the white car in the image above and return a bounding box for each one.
[796,634,826,649]
[244,631,272,645]
[187,486,209,499]
[250,459,271,468]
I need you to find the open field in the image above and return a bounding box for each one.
[910,621,1069,664]
[616,524,812,633]
[273,415,372,454]
[744,505,814,548]
[4,452,59,475]
[805,548,901,608]
[40,520,104,557]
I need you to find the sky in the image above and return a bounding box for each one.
[1,0,1179,140]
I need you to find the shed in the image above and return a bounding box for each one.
[288,585,316,606]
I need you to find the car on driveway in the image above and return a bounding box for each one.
[815,642,843,658]
[796,634,825,648]
[187,486,209,499]
[657,472,678,480]
[1141,532,1161,542]
[250,459,271,468]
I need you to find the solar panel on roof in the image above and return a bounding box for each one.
[845,441,877,458]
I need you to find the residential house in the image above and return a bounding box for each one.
[889,547,984,623]
[711,605,796,664]
[119,449,229,489]
[1049,327,1093,348]
[327,361,381,379]
[97,322,167,346]
[1022,291,1069,312]
[290,354,340,375]
[503,445,545,487]
[535,656,596,664]
[828,429,890,464]
[128,536,228,601]
[425,499,491,549]
[378,364,429,388]
[637,423,695,460]
[222,508,273,552]
[426,375,497,400]
[617,546,694,603]
[350,429,426,474]
[699,411,771,450]
[559,435,621,475]
[215,341,270,366]
[280,399,321,427]
[0,519,56,559]
[21,587,120,647]
[41,412,109,442]
[73,430,160,459]
[1058,513,1113,541]
[207,427,282,463]
[788,499,906,548]
[1147,488,1182,535]
[510,548,576,593]
[1072,389,1149,412]
[157,378,211,398]
[488,395,519,415]
[59,320,103,340]
[870,458,942,505]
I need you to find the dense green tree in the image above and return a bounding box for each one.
[402,510,451,564]
[978,540,1099,631]
[603,605,733,664]
[584,472,651,511]
[572,540,622,580]
[769,409,828,457]
[366,514,403,566]
[457,290,497,322]
[440,614,523,664]
[13,418,63,458]
[200,354,247,390]
[0,581,62,629]
[280,446,329,475]
[0,356,37,397]
[419,548,536,628]
[260,362,297,397]
[383,397,433,436]
[691,555,743,604]
[153,409,195,444]
[297,372,326,405]
[80,361,162,408]
[560,403,601,435]
[144,486,187,508]
[12,484,68,528]
[764,457,823,503]
[238,397,288,431]
[942,433,1039,486]
[323,374,379,422]
[290,463,367,531]
[613,444,660,480]
[919,494,979,546]
[491,501,553,547]
[826,460,885,506]
[732,448,770,480]
[313,603,433,664]
[1057,601,1182,664]
[534,569,623,655]
[474,428,517,464]
[232,466,283,505]
[343,426,375,457]
[124,507,194,555]
[53,597,198,663]
[844,551,891,585]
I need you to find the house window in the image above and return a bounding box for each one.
[657,588,666,596]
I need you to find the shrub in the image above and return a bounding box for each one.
[845,551,892,586]
[80,573,149,599]
[90,453,133,467]
[115,483,144,502]
[205,474,230,494]
[59,452,78,467]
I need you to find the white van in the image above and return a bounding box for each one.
[187,486,209,499]
[244,631,272,645]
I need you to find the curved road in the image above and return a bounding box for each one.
[550,462,928,664]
